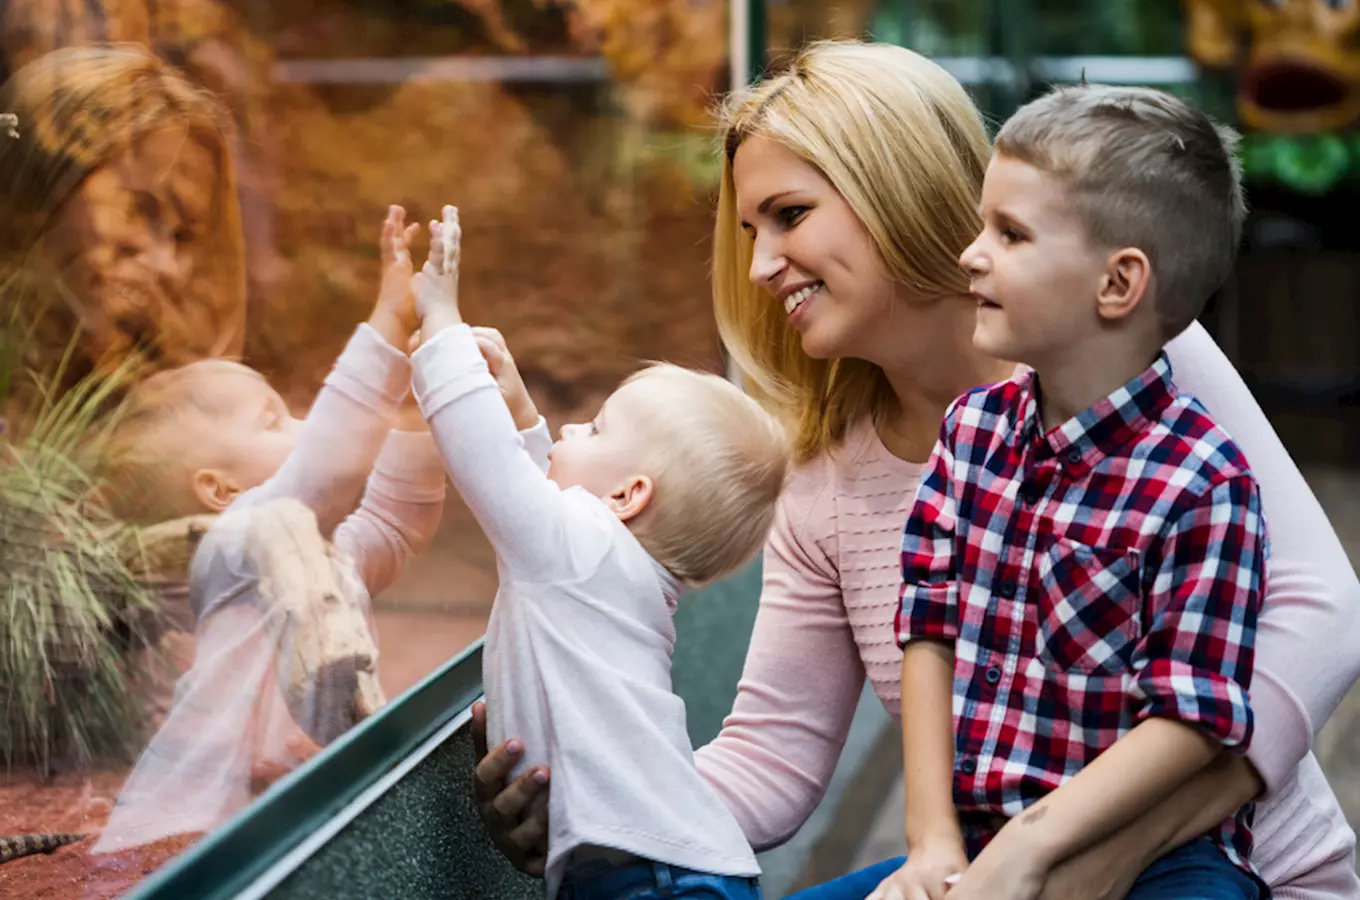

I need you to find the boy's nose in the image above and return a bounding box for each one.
[958,239,989,276]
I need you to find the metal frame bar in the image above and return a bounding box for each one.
[126,641,488,900]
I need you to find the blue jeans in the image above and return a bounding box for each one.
[559,857,764,900]
[785,838,1264,900]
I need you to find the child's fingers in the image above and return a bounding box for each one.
[470,326,508,354]
[402,222,420,246]
[475,335,507,375]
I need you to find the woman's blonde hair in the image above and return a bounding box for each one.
[713,40,991,461]
[0,44,245,393]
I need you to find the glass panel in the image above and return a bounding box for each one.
[0,2,730,895]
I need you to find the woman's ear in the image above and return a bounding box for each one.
[1097,247,1151,322]
[193,468,240,513]
[605,474,654,523]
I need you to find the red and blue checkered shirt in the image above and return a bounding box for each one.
[895,354,1266,876]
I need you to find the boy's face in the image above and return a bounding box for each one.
[547,378,653,501]
[959,154,1111,368]
[198,369,301,500]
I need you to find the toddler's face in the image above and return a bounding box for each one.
[198,369,301,496]
[547,378,653,500]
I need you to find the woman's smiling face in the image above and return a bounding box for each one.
[732,135,900,363]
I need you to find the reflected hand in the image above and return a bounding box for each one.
[471,700,550,877]
[371,204,421,349]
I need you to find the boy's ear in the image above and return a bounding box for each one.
[193,468,240,513]
[605,474,653,523]
[1097,247,1151,322]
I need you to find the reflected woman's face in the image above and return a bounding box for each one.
[38,128,245,370]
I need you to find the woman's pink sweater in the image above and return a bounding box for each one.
[695,322,1360,898]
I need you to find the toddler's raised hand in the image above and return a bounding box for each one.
[369,205,421,350]
[413,205,462,335]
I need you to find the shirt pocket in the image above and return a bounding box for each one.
[1033,538,1142,676]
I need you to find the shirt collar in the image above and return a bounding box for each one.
[1017,353,1177,477]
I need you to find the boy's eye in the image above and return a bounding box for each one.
[589,421,599,436]
[1001,228,1024,244]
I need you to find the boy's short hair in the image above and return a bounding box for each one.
[994,84,1246,338]
[101,359,262,524]
[626,365,789,586]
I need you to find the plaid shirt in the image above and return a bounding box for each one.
[895,354,1266,875]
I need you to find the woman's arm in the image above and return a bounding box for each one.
[694,475,866,851]
[1168,321,1360,790]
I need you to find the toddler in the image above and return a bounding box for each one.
[409,206,788,900]
[93,206,457,850]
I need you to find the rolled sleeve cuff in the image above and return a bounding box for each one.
[1242,666,1313,796]
[1131,659,1254,750]
[326,322,412,413]
[895,583,958,647]
[410,325,496,417]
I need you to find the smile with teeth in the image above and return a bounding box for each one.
[784,282,822,316]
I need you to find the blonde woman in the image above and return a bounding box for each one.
[473,41,1360,900]
[0,44,247,401]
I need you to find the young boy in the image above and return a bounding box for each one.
[881,86,1267,900]
[409,207,786,900]
[93,207,455,852]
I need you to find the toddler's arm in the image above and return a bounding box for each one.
[233,207,422,537]
[411,207,597,582]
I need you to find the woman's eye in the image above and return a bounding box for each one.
[777,206,809,228]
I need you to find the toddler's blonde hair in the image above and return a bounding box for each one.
[626,365,789,586]
[101,359,265,523]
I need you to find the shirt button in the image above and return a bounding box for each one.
[959,756,978,775]
[997,578,1016,598]
[1066,448,1082,464]
[985,666,1002,685]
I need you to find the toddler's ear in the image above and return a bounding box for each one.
[606,475,654,523]
[194,468,241,513]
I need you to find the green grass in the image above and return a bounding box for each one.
[0,323,165,775]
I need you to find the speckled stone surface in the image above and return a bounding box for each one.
[671,561,763,747]
[263,561,764,899]
[267,728,539,899]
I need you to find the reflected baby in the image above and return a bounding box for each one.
[92,206,447,853]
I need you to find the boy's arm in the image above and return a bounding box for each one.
[950,474,1266,899]
[901,641,966,853]
[873,422,969,899]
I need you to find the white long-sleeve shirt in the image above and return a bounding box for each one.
[412,324,760,899]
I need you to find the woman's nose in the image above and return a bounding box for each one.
[747,234,788,289]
